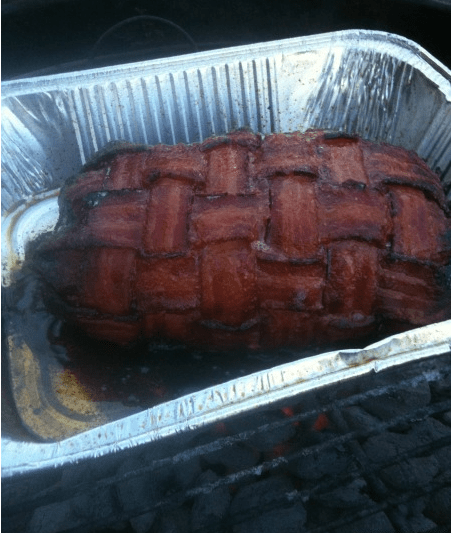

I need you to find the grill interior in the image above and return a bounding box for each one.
[4,352,451,532]
[2,2,451,532]
[2,0,451,80]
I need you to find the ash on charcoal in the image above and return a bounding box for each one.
[29,487,116,533]
[434,444,451,472]
[129,511,157,533]
[190,470,231,532]
[430,373,451,399]
[406,497,429,516]
[230,475,307,533]
[408,514,437,533]
[315,478,372,509]
[232,505,307,533]
[341,405,381,431]
[409,417,451,445]
[152,505,191,533]
[290,446,356,482]
[230,475,295,513]
[201,443,260,473]
[28,500,73,533]
[442,410,451,425]
[227,412,298,452]
[362,418,451,463]
[379,455,440,490]
[60,455,118,489]
[360,378,431,421]
[333,511,396,533]
[435,469,451,487]
[247,422,298,453]
[116,458,168,514]
[304,502,341,528]
[173,456,203,490]
[424,487,451,525]
[94,522,131,532]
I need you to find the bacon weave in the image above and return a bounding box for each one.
[33,130,451,347]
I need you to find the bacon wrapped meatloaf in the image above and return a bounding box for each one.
[31,130,451,348]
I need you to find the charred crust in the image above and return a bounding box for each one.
[82,141,150,171]
[323,131,359,142]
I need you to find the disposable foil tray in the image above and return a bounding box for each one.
[2,30,451,477]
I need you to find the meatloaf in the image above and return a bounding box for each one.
[30,130,451,348]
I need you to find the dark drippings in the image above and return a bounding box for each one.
[4,267,406,441]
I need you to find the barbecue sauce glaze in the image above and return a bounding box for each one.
[29,130,451,349]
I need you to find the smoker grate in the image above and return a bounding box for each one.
[3,352,451,533]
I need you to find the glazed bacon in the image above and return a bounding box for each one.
[33,130,451,347]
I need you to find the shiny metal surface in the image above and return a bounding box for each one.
[2,29,451,214]
[2,29,451,476]
[3,320,451,478]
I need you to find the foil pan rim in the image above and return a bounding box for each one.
[2,30,450,99]
[2,320,451,478]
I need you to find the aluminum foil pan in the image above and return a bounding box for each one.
[2,29,451,476]
[2,321,451,478]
